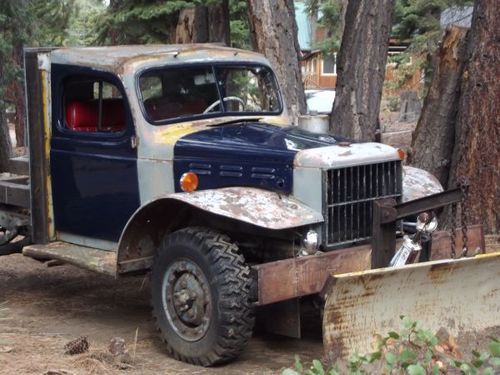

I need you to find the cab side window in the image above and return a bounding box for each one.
[64,78,126,133]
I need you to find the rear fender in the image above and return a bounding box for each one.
[116,187,323,273]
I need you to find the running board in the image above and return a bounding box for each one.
[22,241,117,276]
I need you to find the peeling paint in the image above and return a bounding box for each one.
[294,142,400,169]
[169,187,323,230]
[402,166,444,202]
[49,44,273,75]
[323,252,500,362]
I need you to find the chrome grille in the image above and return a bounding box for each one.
[324,160,402,247]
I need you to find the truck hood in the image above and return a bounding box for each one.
[175,121,400,167]
[174,121,341,163]
[173,121,401,193]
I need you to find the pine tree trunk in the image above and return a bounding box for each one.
[409,27,469,186]
[330,0,395,141]
[448,0,499,233]
[0,107,12,173]
[175,1,230,45]
[175,6,209,43]
[207,0,230,45]
[12,42,25,147]
[247,0,306,123]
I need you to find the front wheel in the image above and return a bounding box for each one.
[151,227,254,366]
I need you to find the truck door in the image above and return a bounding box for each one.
[50,64,140,244]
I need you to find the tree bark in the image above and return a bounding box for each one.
[247,0,306,123]
[409,26,469,186]
[175,6,209,44]
[175,1,230,45]
[207,0,230,45]
[330,0,395,141]
[448,0,499,233]
[12,42,25,147]
[0,106,12,173]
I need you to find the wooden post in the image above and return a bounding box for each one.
[371,198,397,268]
[25,48,53,244]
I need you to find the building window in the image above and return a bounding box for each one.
[321,53,337,75]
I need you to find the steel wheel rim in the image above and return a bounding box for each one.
[161,258,212,342]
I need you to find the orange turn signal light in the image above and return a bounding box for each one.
[397,148,406,160]
[180,172,199,192]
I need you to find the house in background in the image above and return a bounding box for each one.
[295,1,337,89]
[295,1,415,91]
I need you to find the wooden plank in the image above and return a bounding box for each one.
[25,48,52,244]
[254,245,372,306]
[0,179,30,208]
[9,156,29,176]
[23,241,117,276]
[371,198,397,268]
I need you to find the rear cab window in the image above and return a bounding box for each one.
[64,78,126,133]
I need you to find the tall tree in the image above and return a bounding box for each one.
[447,0,499,233]
[0,0,28,160]
[229,0,251,49]
[247,0,306,123]
[411,0,498,233]
[0,110,11,173]
[95,0,230,45]
[330,0,396,141]
[409,26,469,186]
[0,1,30,149]
[94,1,188,45]
[175,1,230,44]
[391,0,473,88]
[306,0,348,53]
[207,0,230,44]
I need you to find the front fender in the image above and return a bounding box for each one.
[167,186,323,230]
[116,187,323,273]
[402,166,444,202]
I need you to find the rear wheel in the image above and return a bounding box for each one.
[151,227,254,366]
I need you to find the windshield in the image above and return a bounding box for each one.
[139,64,281,124]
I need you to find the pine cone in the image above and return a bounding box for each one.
[64,336,89,355]
[108,337,127,356]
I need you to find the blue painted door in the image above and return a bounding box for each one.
[50,64,140,242]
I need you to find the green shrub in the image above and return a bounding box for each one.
[385,95,400,112]
[283,316,500,375]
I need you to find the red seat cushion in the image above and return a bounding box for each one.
[66,99,125,132]
[144,96,206,121]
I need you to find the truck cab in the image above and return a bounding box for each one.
[0,45,446,366]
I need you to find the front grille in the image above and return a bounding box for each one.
[323,160,402,247]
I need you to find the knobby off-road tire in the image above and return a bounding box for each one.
[151,227,254,366]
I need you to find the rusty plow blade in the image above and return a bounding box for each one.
[322,252,500,362]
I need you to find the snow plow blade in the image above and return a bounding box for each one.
[322,252,500,362]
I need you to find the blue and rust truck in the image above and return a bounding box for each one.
[0,45,497,366]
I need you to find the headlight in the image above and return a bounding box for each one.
[301,230,319,255]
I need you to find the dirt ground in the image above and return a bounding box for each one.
[0,254,323,375]
[2,239,498,375]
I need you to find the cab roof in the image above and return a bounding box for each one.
[49,44,272,74]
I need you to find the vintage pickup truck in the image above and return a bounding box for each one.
[2,44,493,367]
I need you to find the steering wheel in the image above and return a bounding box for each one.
[203,96,245,113]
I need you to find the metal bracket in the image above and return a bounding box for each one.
[371,188,464,268]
